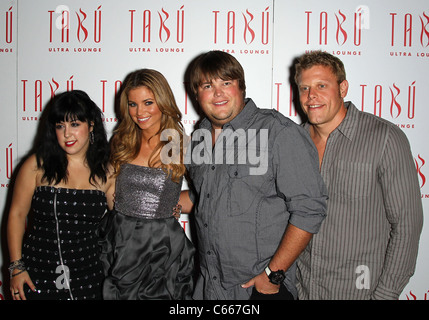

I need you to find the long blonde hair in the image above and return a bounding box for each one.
[110,69,186,183]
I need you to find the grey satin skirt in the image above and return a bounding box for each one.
[99,211,195,300]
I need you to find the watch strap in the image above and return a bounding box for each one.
[265,266,272,277]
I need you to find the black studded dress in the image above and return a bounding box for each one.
[22,186,107,300]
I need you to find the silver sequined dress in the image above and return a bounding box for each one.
[22,186,107,300]
[99,163,195,300]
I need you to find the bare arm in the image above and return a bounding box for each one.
[242,224,313,294]
[7,155,38,299]
[104,166,116,211]
[178,190,194,214]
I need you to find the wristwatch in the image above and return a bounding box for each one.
[265,266,285,285]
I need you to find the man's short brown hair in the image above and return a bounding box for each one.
[189,50,246,98]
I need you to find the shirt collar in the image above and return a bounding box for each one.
[334,101,358,141]
[303,101,358,141]
[199,98,258,131]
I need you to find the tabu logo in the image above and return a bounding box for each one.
[20,77,121,117]
[47,5,102,53]
[273,83,297,117]
[0,143,13,188]
[0,5,14,52]
[48,5,101,43]
[129,6,185,44]
[20,76,75,113]
[211,7,271,45]
[358,80,417,124]
[390,12,429,48]
[415,154,426,189]
[99,79,122,114]
[405,289,429,300]
[305,6,368,47]
[1,6,13,43]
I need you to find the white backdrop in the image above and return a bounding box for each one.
[0,0,427,300]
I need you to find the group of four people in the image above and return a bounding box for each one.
[7,50,423,300]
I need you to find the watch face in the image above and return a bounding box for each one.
[270,271,285,284]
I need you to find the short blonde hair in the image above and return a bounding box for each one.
[295,51,346,85]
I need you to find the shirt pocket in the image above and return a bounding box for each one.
[331,160,372,200]
[226,165,260,216]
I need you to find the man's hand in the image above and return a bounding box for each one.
[241,271,280,294]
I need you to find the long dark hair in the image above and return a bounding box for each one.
[36,90,110,186]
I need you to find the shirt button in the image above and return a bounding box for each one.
[204,223,208,228]
[211,166,215,170]
[207,251,211,255]
[207,193,210,198]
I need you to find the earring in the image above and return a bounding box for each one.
[90,131,95,144]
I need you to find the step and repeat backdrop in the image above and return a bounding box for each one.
[0,0,427,300]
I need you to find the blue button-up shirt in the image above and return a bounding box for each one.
[186,98,327,299]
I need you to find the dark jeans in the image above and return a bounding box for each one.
[249,284,294,300]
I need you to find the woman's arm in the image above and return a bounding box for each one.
[178,190,194,214]
[7,154,39,299]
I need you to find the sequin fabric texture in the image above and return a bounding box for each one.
[22,186,107,300]
[114,164,181,219]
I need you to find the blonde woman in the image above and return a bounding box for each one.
[100,69,194,300]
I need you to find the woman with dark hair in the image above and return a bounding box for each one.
[100,69,194,300]
[7,90,115,300]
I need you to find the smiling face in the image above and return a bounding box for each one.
[55,119,92,158]
[196,78,245,129]
[127,86,163,135]
[298,65,348,132]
